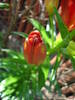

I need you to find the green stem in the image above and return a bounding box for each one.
[49,15,55,48]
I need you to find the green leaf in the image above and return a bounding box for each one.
[12,31,28,38]
[0,32,4,48]
[54,80,61,96]
[38,67,45,89]
[0,58,31,99]
[67,41,75,56]
[49,29,75,55]
[0,3,9,9]
[1,49,24,59]
[70,29,75,39]
[71,56,75,70]
[28,18,51,46]
[54,8,69,39]
[41,56,50,80]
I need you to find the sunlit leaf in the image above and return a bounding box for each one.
[67,41,75,56]
[0,3,9,9]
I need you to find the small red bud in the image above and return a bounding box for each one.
[24,31,46,65]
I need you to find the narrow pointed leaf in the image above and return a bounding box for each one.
[54,8,69,39]
[12,31,28,38]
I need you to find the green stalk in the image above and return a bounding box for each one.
[49,15,55,48]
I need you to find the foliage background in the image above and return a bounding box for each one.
[0,0,75,100]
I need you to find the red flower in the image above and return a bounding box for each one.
[59,0,75,31]
[24,31,46,65]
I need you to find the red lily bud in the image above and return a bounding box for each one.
[24,31,46,65]
[45,0,59,15]
[59,0,75,31]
